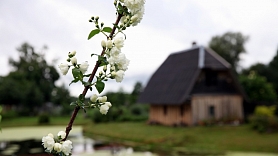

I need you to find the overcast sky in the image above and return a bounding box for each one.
[1,0,278,97]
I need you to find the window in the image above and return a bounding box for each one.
[205,69,218,86]
[209,106,215,117]
[163,105,167,116]
[180,105,184,116]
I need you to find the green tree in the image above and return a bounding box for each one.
[130,82,143,104]
[241,63,268,76]
[239,72,277,103]
[0,43,61,113]
[209,32,249,71]
[267,48,278,94]
[51,85,75,115]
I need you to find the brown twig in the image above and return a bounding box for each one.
[63,14,123,141]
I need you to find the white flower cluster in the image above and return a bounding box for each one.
[42,131,73,156]
[90,94,112,115]
[101,37,129,83]
[58,51,89,75]
[121,0,145,26]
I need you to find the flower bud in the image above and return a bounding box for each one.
[110,66,115,72]
[54,143,62,152]
[111,71,116,77]
[101,22,104,27]
[57,131,66,139]
[105,102,112,107]
[101,96,107,103]
[95,16,99,21]
[106,39,113,49]
[68,51,76,58]
[58,63,70,75]
[90,94,98,102]
[80,61,89,74]
[97,96,107,103]
[103,65,107,72]
[48,133,54,138]
[71,57,77,65]
[99,104,109,115]
[101,40,106,48]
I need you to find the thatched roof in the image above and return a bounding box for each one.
[138,46,245,105]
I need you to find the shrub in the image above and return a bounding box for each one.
[249,105,278,133]
[38,114,50,124]
[2,110,18,120]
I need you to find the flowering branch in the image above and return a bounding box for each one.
[42,1,145,155]
[63,14,123,141]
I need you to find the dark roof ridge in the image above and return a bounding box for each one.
[205,47,231,69]
[170,46,200,56]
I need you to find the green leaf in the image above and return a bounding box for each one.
[95,81,105,93]
[72,68,81,79]
[98,56,108,66]
[102,27,112,33]
[78,94,85,102]
[83,74,91,77]
[69,79,79,86]
[88,29,100,40]
[70,102,77,106]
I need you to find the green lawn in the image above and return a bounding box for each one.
[83,122,278,155]
[0,115,89,127]
[1,117,278,155]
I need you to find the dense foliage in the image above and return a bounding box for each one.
[0,43,72,116]
[209,32,249,71]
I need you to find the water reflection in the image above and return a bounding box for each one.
[0,127,156,156]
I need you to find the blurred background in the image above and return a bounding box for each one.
[1,0,278,156]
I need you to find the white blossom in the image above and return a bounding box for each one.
[90,94,98,102]
[57,131,66,139]
[108,53,130,71]
[114,37,124,49]
[99,104,109,115]
[62,140,73,156]
[116,53,130,71]
[114,70,125,82]
[110,47,121,57]
[80,61,89,74]
[42,134,55,152]
[123,0,145,13]
[131,7,144,26]
[58,63,70,75]
[54,143,62,152]
[71,57,77,65]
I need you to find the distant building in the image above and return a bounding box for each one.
[138,45,247,126]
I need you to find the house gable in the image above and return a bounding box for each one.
[138,46,244,105]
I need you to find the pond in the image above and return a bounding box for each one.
[0,126,157,156]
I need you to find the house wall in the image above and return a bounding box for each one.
[191,94,243,124]
[149,104,191,126]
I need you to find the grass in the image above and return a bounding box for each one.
[2,117,278,155]
[0,114,90,127]
[83,122,278,155]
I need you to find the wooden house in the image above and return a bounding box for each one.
[138,46,246,126]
